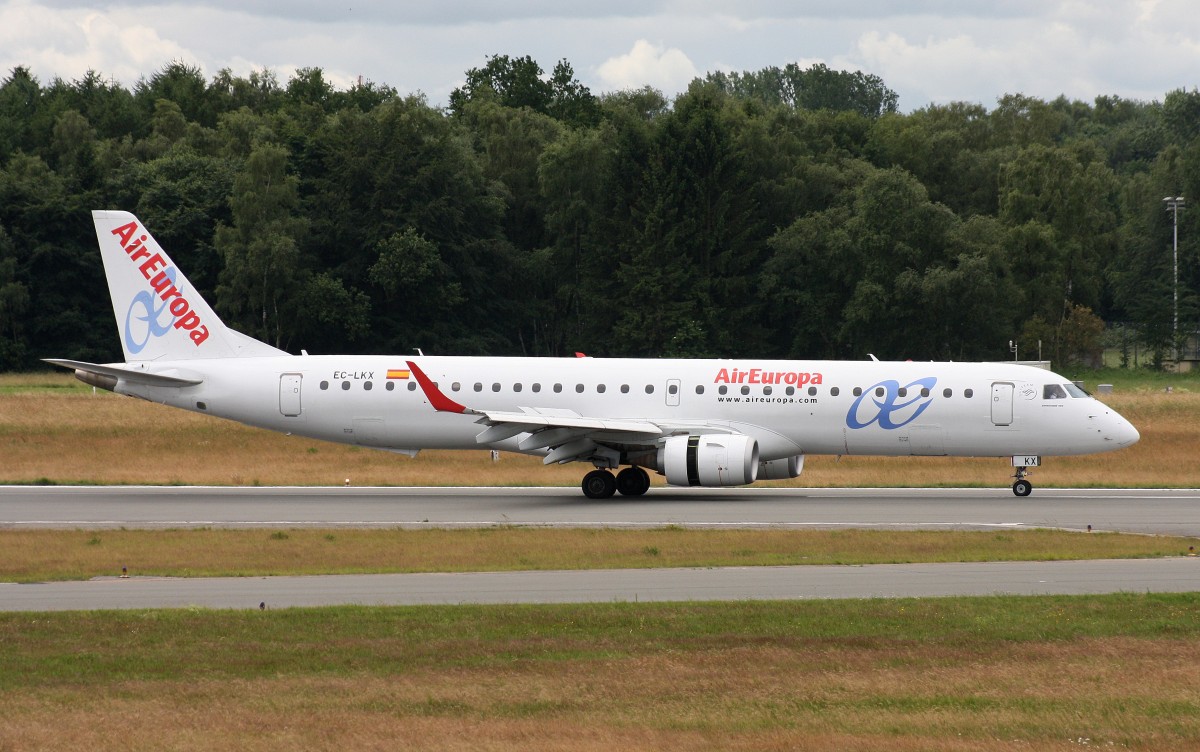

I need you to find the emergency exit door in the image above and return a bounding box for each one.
[279,373,302,417]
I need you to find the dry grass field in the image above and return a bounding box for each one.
[3,527,1194,582]
[3,596,1200,751]
[1,371,1197,488]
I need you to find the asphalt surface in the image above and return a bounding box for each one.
[4,485,1200,534]
[3,486,1198,611]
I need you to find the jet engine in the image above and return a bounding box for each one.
[658,434,759,487]
[758,454,804,480]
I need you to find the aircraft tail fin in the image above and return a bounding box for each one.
[92,210,287,362]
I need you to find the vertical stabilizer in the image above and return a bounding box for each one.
[92,210,287,362]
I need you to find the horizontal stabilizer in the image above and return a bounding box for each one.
[43,359,204,388]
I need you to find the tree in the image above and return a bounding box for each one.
[215,144,307,347]
[1162,88,1200,144]
[134,62,216,127]
[450,55,597,126]
[0,222,29,368]
[706,63,899,117]
[0,67,43,158]
[450,54,552,115]
[998,144,1119,327]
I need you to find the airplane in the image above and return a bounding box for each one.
[46,210,1140,498]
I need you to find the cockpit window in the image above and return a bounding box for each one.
[1043,384,1068,400]
[1063,382,1090,398]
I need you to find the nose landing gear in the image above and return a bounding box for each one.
[1012,466,1033,497]
[1009,455,1039,497]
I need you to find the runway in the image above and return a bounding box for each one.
[3,485,1200,534]
[3,486,1199,611]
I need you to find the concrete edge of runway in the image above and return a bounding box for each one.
[4,557,1199,612]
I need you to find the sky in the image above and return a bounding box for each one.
[2,1,1198,112]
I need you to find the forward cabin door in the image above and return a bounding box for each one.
[990,382,1014,426]
[279,373,302,417]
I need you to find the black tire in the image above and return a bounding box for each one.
[1012,479,1033,497]
[582,469,617,499]
[616,467,651,496]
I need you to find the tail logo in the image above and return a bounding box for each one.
[124,267,178,354]
[110,221,210,349]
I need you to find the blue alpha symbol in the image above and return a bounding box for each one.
[123,267,178,354]
[846,376,938,430]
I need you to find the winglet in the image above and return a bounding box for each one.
[406,361,470,414]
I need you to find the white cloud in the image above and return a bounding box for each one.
[3,1,1199,110]
[597,39,698,92]
[1,1,192,84]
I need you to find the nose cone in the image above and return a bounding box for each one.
[1096,406,1139,448]
[1112,414,1140,447]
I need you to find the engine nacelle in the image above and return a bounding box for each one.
[658,434,759,487]
[758,455,804,480]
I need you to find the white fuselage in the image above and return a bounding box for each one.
[114,355,1139,461]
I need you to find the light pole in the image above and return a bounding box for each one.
[1163,196,1185,362]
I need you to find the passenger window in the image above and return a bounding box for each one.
[786,386,795,396]
[597,384,606,393]
[492,383,501,392]
[943,388,952,398]
[875,387,885,398]
[740,385,750,395]
[474,383,483,392]
[513,383,522,392]
[386,382,395,391]
[407,382,416,391]
[364,381,373,391]
[532,383,541,393]
[341,381,350,390]
[645,385,654,394]
[763,386,773,395]
[620,384,629,394]
[719,385,728,395]
[898,387,907,398]
[964,389,974,398]
[808,386,817,396]
[668,384,678,395]
[830,387,840,397]
[853,387,862,396]
[554,383,563,393]
[920,388,929,397]
[576,384,585,393]
[451,382,461,391]
[1043,384,1068,400]
[695,385,704,394]
[320,381,329,390]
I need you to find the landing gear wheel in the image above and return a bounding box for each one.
[582,469,617,499]
[1011,465,1033,497]
[616,467,651,496]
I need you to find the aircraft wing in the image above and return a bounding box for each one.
[43,359,204,388]
[406,360,723,464]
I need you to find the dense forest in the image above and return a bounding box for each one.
[0,57,1196,370]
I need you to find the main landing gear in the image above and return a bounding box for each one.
[582,467,650,499]
[1012,466,1033,497]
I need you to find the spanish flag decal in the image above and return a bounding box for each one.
[387,369,411,379]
